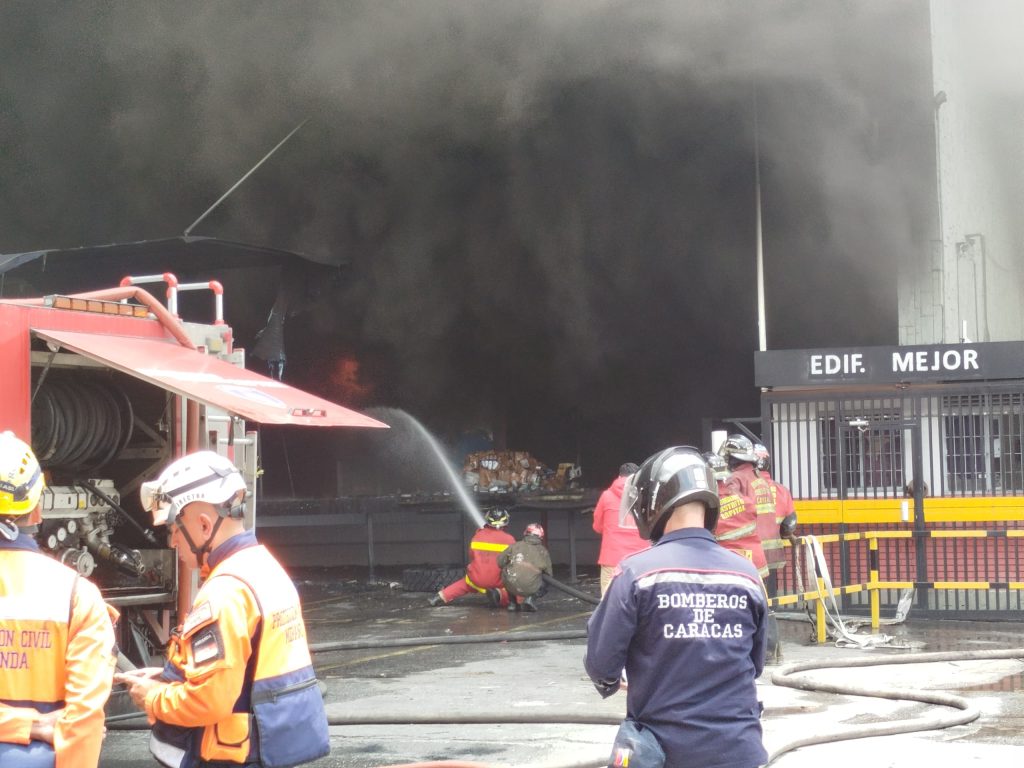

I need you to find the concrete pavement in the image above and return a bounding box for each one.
[100,568,1024,767]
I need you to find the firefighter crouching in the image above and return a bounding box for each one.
[429,508,515,608]
[117,451,329,768]
[585,447,768,768]
[0,431,118,768]
[497,523,552,612]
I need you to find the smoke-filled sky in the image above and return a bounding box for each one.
[0,1,937,484]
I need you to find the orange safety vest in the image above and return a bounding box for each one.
[0,536,116,768]
[713,484,768,578]
[146,533,328,766]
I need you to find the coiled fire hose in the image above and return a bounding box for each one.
[766,647,1024,764]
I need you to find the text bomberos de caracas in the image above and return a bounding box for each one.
[658,592,748,639]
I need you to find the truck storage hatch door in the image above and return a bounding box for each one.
[32,328,388,429]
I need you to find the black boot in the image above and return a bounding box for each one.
[766,611,783,664]
[428,592,445,607]
[521,596,538,612]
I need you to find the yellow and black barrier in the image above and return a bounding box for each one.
[767,530,1024,644]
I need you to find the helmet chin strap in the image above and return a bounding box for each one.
[176,516,225,570]
[0,519,18,542]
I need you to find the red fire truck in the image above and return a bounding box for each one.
[0,273,386,666]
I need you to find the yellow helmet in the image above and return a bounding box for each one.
[0,432,45,517]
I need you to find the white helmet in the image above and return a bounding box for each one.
[140,450,247,527]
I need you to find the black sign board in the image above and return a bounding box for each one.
[754,342,1024,387]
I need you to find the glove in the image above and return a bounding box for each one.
[780,512,797,539]
[593,677,621,699]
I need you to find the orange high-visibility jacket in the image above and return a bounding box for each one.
[0,535,117,768]
[145,532,327,765]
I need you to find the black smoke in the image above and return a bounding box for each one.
[0,1,935,487]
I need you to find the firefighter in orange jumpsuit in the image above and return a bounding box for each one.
[429,509,515,608]
[118,451,329,768]
[719,434,784,664]
[0,431,117,768]
[704,452,767,578]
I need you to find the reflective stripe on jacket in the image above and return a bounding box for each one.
[765,474,797,572]
[465,527,514,589]
[585,528,769,768]
[146,532,326,765]
[714,484,768,578]
[0,535,116,768]
[728,464,785,570]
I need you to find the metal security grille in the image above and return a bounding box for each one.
[766,384,1024,500]
[761,381,1024,619]
[767,395,914,499]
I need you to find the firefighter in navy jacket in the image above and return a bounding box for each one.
[585,446,768,768]
[119,451,328,768]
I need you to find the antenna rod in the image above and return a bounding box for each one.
[183,119,309,237]
[753,83,767,353]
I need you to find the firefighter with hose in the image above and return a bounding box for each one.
[0,432,118,768]
[117,450,328,768]
[585,446,768,768]
[497,523,552,612]
[429,508,515,608]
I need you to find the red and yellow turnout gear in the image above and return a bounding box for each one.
[764,472,796,572]
[713,482,768,577]
[727,463,784,573]
[439,526,515,605]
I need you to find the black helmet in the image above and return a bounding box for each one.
[485,508,510,529]
[621,446,719,541]
[753,443,771,473]
[718,434,757,465]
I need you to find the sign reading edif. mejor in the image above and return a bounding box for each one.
[754,342,1024,387]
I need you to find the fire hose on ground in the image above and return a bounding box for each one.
[541,573,601,605]
[110,638,1024,767]
[764,648,1024,765]
[106,570,1024,768]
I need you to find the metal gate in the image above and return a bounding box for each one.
[738,382,1024,619]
